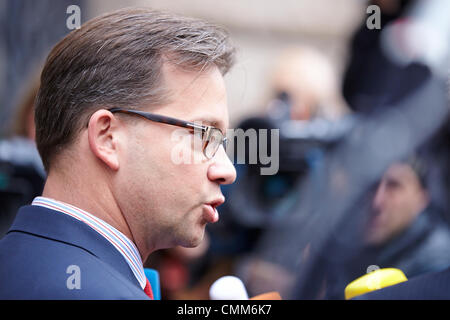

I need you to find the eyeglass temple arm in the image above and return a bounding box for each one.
[108,108,207,131]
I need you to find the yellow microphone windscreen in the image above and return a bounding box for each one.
[345,268,408,300]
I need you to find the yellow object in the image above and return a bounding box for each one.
[345,268,408,300]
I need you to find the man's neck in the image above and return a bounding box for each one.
[41,170,141,258]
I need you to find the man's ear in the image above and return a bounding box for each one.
[87,109,121,171]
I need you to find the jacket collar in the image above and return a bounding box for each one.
[8,205,141,289]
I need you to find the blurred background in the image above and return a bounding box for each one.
[0,0,449,299]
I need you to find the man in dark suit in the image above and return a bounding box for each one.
[0,8,236,299]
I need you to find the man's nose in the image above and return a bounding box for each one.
[207,146,237,185]
[372,184,386,211]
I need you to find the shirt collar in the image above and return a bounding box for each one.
[32,196,146,289]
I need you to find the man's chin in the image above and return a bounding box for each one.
[181,230,205,248]
[365,231,389,246]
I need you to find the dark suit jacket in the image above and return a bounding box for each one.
[357,267,450,300]
[0,205,149,299]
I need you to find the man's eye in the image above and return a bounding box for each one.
[191,129,203,137]
[190,130,204,145]
[386,180,401,190]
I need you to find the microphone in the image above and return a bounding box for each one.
[209,276,249,300]
[209,275,282,300]
[144,268,161,300]
[344,268,408,300]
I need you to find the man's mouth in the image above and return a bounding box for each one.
[203,197,225,223]
[367,210,384,230]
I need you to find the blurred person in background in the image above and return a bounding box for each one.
[365,158,450,262]
[0,74,45,237]
[0,0,82,238]
[356,161,450,299]
[284,0,450,299]
[322,156,450,299]
[9,76,39,142]
[366,157,450,275]
[268,46,349,122]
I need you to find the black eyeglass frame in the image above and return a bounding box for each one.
[108,107,228,159]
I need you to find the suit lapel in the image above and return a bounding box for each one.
[8,205,142,289]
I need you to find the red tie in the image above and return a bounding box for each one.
[144,278,154,300]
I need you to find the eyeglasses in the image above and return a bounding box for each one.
[108,108,228,159]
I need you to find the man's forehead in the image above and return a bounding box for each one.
[162,62,226,96]
[384,164,418,183]
[159,63,229,131]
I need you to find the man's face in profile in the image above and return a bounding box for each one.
[114,63,236,251]
[365,163,429,246]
